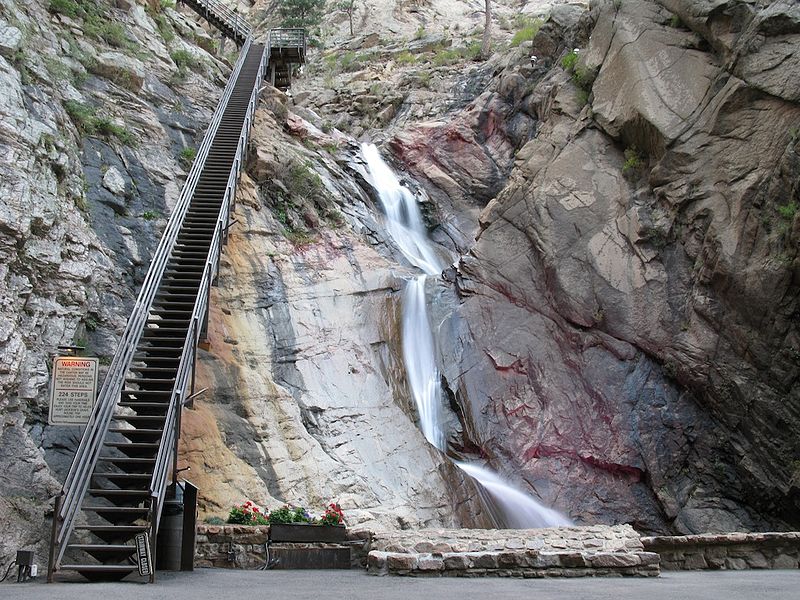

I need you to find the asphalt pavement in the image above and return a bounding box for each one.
[2,568,799,600]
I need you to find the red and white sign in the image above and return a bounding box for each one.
[48,357,99,425]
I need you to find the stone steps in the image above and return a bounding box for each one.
[363,525,660,577]
[367,548,660,577]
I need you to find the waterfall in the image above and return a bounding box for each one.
[455,462,572,528]
[361,143,570,528]
[361,143,442,276]
[402,275,446,451]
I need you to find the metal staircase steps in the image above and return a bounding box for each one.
[48,40,268,583]
[49,11,307,585]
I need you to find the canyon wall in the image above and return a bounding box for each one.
[389,0,799,533]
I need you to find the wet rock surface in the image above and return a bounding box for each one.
[183,101,491,531]
[413,0,800,534]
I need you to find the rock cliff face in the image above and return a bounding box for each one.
[183,99,490,530]
[392,0,799,533]
[1,0,798,571]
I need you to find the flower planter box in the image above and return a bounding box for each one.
[269,524,347,543]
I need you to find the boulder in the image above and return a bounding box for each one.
[0,22,22,59]
[90,51,146,91]
[102,166,127,196]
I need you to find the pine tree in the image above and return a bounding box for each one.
[277,0,326,30]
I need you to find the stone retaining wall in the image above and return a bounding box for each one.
[367,525,644,554]
[195,525,364,569]
[642,532,800,570]
[364,525,659,577]
[195,525,270,569]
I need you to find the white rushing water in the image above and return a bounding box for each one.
[402,275,446,451]
[456,462,572,528]
[361,143,442,276]
[362,143,571,528]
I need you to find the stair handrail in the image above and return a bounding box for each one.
[148,41,268,535]
[50,36,256,572]
[182,0,251,40]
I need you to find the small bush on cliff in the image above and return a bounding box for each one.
[64,100,135,146]
[561,50,578,71]
[179,146,197,167]
[778,202,797,221]
[287,163,324,200]
[49,0,81,18]
[149,10,176,43]
[622,147,644,174]
[395,50,417,66]
[171,49,196,71]
[511,17,543,46]
[85,20,130,48]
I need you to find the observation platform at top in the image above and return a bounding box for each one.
[267,28,307,91]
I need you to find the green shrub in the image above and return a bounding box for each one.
[64,100,135,146]
[64,100,96,131]
[561,50,578,71]
[171,49,197,71]
[48,0,81,18]
[414,25,425,40]
[395,50,416,65]
[511,17,543,46]
[85,20,130,48]
[142,210,160,220]
[778,202,797,220]
[94,117,135,146]
[622,147,643,172]
[179,146,197,165]
[417,71,431,88]
[153,13,175,42]
[160,0,176,9]
[339,51,363,72]
[432,48,460,66]
[463,41,482,60]
[287,163,323,199]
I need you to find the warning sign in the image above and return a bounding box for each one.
[48,357,99,425]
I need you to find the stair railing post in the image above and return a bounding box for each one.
[173,391,182,490]
[46,492,63,583]
[149,494,158,584]
[189,316,199,407]
[200,278,210,343]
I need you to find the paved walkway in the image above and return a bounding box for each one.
[3,568,799,600]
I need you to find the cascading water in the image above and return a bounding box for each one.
[402,275,446,451]
[361,143,571,528]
